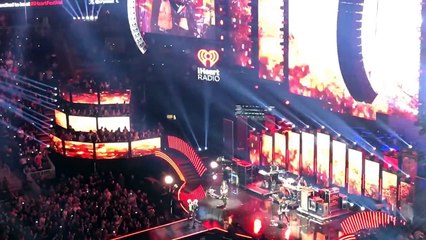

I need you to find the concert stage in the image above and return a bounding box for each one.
[242,181,280,198]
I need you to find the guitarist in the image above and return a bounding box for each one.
[219,180,229,208]
[277,187,290,223]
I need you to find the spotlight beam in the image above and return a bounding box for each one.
[65,0,80,18]
[73,0,84,18]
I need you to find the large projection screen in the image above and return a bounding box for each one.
[249,133,260,165]
[382,171,398,210]
[288,131,300,175]
[301,132,314,177]
[364,159,380,200]
[316,132,330,186]
[131,137,162,157]
[261,134,273,166]
[288,0,421,120]
[68,115,97,132]
[332,140,346,188]
[347,149,363,195]
[274,132,286,167]
[98,116,131,132]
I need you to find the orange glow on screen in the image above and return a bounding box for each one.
[401,154,417,182]
[68,115,97,132]
[54,110,67,129]
[288,131,300,175]
[71,92,98,104]
[274,132,286,167]
[316,133,330,186]
[50,135,63,153]
[99,90,131,104]
[261,134,273,165]
[332,140,347,187]
[131,137,161,157]
[301,132,314,177]
[95,142,129,159]
[382,171,398,210]
[65,141,94,159]
[258,0,284,81]
[249,133,260,165]
[253,218,262,235]
[399,182,414,204]
[364,159,380,200]
[98,116,130,131]
[348,149,363,195]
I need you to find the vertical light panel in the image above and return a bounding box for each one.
[364,159,380,200]
[347,149,363,195]
[332,140,347,188]
[274,132,287,168]
[301,132,315,177]
[249,133,260,165]
[258,0,284,81]
[288,131,300,175]
[382,171,398,210]
[230,0,254,67]
[316,132,330,186]
[261,134,273,165]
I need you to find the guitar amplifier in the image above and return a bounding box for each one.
[316,202,329,217]
[301,188,315,212]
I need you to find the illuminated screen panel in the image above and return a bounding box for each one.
[382,171,398,210]
[54,110,67,129]
[71,92,99,104]
[99,90,131,104]
[60,89,71,102]
[50,135,63,154]
[68,115,97,132]
[98,117,130,132]
[316,133,330,186]
[95,142,129,159]
[288,0,421,120]
[258,0,284,81]
[0,0,62,8]
[249,133,260,165]
[131,137,161,157]
[301,132,314,177]
[384,155,398,170]
[288,131,300,175]
[364,159,380,200]
[400,181,414,204]
[230,0,253,67]
[332,140,346,188]
[64,141,94,159]
[347,149,363,195]
[134,0,215,39]
[261,134,273,165]
[401,153,417,182]
[274,132,286,167]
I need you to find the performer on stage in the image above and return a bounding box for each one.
[219,180,229,208]
[296,176,307,187]
[277,187,290,223]
[270,162,279,190]
[187,199,199,228]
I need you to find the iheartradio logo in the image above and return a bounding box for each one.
[197,49,219,68]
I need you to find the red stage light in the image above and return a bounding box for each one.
[253,218,262,235]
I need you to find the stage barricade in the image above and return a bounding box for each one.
[60,87,131,105]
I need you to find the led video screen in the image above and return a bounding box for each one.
[60,89,71,102]
[364,159,380,200]
[301,132,314,177]
[230,0,253,68]
[64,141,94,159]
[95,142,129,159]
[131,137,161,157]
[99,91,131,104]
[50,135,63,154]
[332,140,346,188]
[347,149,362,195]
[261,134,273,165]
[71,92,99,104]
[68,115,97,132]
[382,171,398,210]
[133,0,215,39]
[54,110,67,129]
[98,116,130,132]
[400,181,414,204]
[401,153,417,182]
[316,133,330,186]
[287,131,300,175]
[249,133,260,165]
[0,0,62,8]
[258,0,284,81]
[288,0,421,120]
[274,132,286,167]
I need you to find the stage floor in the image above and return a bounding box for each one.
[118,178,353,240]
